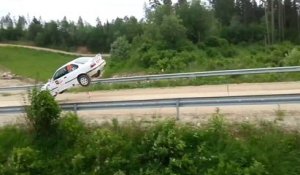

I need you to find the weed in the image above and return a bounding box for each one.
[274,105,286,122]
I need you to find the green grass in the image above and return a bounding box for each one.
[0,114,300,174]
[71,72,300,92]
[0,47,75,81]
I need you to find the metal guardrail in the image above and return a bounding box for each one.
[92,66,300,83]
[1,66,300,92]
[0,85,40,92]
[1,94,300,119]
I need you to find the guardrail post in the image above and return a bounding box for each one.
[176,100,180,120]
[227,84,230,96]
[73,104,77,114]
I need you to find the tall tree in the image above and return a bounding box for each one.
[209,0,235,25]
[15,16,27,30]
[2,14,14,29]
[77,16,84,29]
[176,0,216,43]
[27,17,43,41]
[59,16,72,46]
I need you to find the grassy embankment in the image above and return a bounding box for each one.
[0,114,300,174]
[74,43,300,92]
[1,43,300,91]
[0,47,75,81]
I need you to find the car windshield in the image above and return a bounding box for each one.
[74,57,91,64]
[53,67,68,80]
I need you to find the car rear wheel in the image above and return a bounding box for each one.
[92,70,101,78]
[77,74,91,87]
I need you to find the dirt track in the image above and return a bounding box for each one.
[1,81,300,106]
[0,43,110,57]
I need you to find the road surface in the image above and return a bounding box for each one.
[1,81,300,129]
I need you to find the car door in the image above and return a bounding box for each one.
[64,64,79,88]
[52,67,69,93]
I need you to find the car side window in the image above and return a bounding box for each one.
[66,64,78,73]
[53,67,68,80]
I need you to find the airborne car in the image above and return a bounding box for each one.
[41,54,106,96]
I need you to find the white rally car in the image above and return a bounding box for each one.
[41,54,106,96]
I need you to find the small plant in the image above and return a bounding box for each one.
[274,105,285,122]
[25,88,61,136]
[0,93,12,97]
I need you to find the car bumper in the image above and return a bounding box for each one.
[87,61,106,77]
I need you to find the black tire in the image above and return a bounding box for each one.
[77,74,91,87]
[59,90,67,94]
[92,70,101,78]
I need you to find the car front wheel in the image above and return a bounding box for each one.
[77,74,91,87]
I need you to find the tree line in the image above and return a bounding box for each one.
[0,0,299,53]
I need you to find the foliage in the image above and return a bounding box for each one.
[1,117,300,174]
[57,113,85,146]
[0,126,31,163]
[283,47,300,66]
[0,0,300,53]
[159,15,188,50]
[204,36,229,47]
[1,0,300,84]
[25,89,61,136]
[110,36,131,60]
[2,147,44,174]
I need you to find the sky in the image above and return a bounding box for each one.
[0,0,153,25]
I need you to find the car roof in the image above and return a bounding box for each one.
[72,57,92,64]
[54,57,92,72]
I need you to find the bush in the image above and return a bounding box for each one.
[25,89,61,136]
[0,126,31,163]
[284,47,300,66]
[220,46,238,58]
[3,147,43,174]
[1,118,300,174]
[110,36,131,60]
[72,128,129,174]
[205,36,229,47]
[57,113,85,145]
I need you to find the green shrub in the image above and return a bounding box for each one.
[139,121,187,173]
[3,147,43,174]
[220,46,238,58]
[57,113,85,145]
[205,36,229,47]
[110,36,131,60]
[25,89,61,136]
[206,48,222,58]
[284,47,300,66]
[0,126,31,163]
[1,116,300,174]
[72,128,129,174]
[206,159,267,175]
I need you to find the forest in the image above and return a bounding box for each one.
[0,0,299,53]
[1,1,300,174]
[1,0,300,77]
